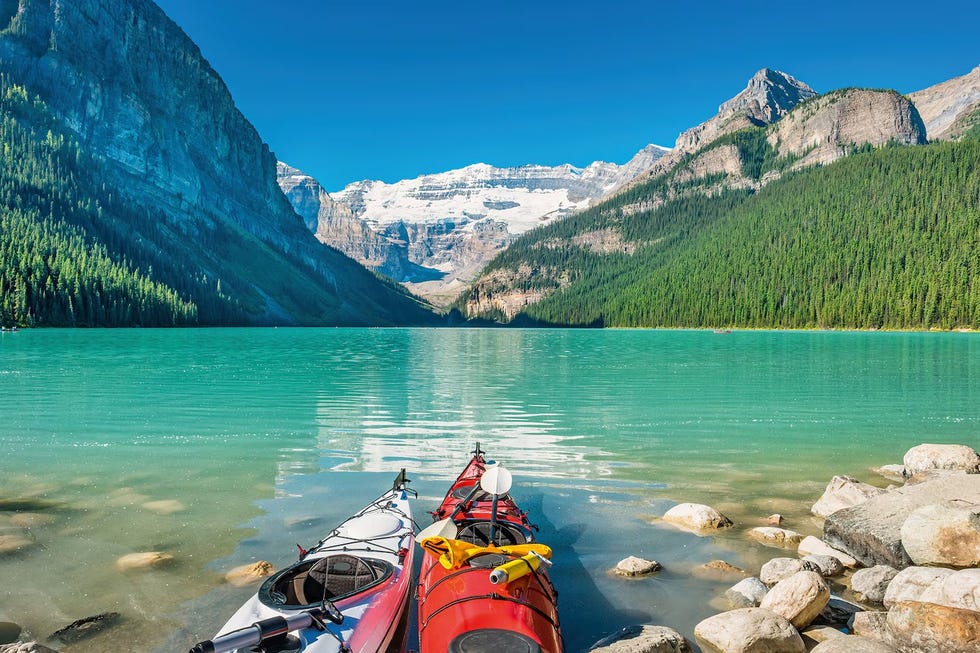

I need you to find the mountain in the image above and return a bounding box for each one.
[908,65,980,141]
[461,75,941,327]
[0,0,436,326]
[278,146,669,306]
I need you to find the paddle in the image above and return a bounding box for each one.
[481,464,512,544]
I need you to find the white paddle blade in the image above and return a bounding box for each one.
[417,518,458,542]
[480,465,512,495]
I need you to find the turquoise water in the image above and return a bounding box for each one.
[1,328,978,651]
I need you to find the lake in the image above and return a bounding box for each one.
[1,328,977,651]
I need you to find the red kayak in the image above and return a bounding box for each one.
[417,444,563,652]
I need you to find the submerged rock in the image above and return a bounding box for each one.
[899,500,980,567]
[662,503,733,532]
[902,443,980,476]
[694,608,804,653]
[225,561,275,587]
[747,527,803,548]
[691,560,746,581]
[0,532,34,555]
[811,476,885,519]
[115,551,174,571]
[49,613,120,644]
[141,499,185,515]
[885,600,980,653]
[759,570,830,629]
[614,556,662,577]
[850,565,898,604]
[0,623,21,645]
[767,514,784,525]
[588,624,692,652]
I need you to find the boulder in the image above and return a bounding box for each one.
[725,577,769,609]
[748,527,803,548]
[799,625,846,649]
[850,611,889,642]
[801,555,844,578]
[817,597,864,630]
[760,570,830,628]
[614,556,662,577]
[885,600,980,653]
[917,567,980,611]
[761,558,818,585]
[115,551,174,571]
[0,643,60,653]
[811,476,885,518]
[823,474,980,568]
[903,443,980,476]
[809,635,895,652]
[225,561,274,587]
[871,465,907,483]
[662,503,733,532]
[797,536,858,568]
[850,565,898,604]
[588,625,692,652]
[899,500,980,567]
[694,608,805,653]
[882,566,954,608]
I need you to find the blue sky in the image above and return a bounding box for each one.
[154,0,978,191]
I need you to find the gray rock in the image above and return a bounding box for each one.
[902,443,980,476]
[48,613,120,644]
[760,558,817,586]
[0,622,21,646]
[760,570,830,629]
[801,555,844,578]
[588,625,692,653]
[725,577,769,609]
[851,611,889,642]
[882,566,955,609]
[850,565,898,604]
[811,476,885,519]
[885,600,980,653]
[899,500,980,567]
[810,635,895,653]
[823,474,980,568]
[694,608,805,653]
[817,596,864,630]
[614,556,662,577]
[797,536,858,568]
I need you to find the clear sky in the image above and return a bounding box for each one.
[153,0,978,191]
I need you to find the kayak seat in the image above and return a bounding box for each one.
[456,521,528,546]
[294,554,379,604]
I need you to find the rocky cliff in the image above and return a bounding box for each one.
[0,0,434,325]
[908,65,980,141]
[278,145,668,306]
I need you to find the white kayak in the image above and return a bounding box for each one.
[190,470,416,653]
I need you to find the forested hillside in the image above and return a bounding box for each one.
[464,126,980,330]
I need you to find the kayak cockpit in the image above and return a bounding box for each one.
[456,520,530,546]
[259,554,392,610]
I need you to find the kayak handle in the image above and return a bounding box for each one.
[189,603,342,653]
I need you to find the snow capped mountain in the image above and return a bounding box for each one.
[278,145,668,306]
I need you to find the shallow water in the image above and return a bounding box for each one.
[1,328,977,651]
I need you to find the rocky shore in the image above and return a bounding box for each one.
[592,442,980,652]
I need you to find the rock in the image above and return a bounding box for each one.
[917,567,980,611]
[799,625,846,650]
[141,499,185,515]
[850,565,898,604]
[760,558,817,585]
[0,642,60,653]
[0,623,21,645]
[811,476,885,519]
[49,613,120,644]
[871,465,907,483]
[809,635,895,653]
[767,514,784,525]
[691,560,747,581]
[8,513,56,528]
[760,570,831,628]
[885,600,980,653]
[588,624,692,652]
[908,65,980,141]
[801,555,844,578]
[662,503,733,532]
[225,561,275,587]
[694,607,805,653]
[817,597,864,630]
[115,551,174,571]
[0,533,34,555]
[903,443,980,476]
[850,611,889,642]
[899,500,980,567]
[614,556,662,577]
[725,577,769,609]
[797,536,858,568]
[882,566,955,608]
[748,527,804,548]
[823,474,980,568]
